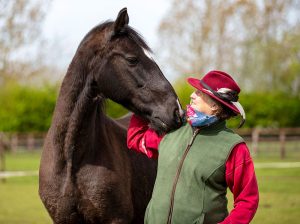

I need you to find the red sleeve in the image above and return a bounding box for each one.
[127,114,164,159]
[220,143,259,224]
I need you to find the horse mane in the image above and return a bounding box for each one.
[122,25,152,52]
[78,21,153,54]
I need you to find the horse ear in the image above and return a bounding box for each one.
[113,7,129,34]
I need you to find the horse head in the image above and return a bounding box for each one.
[74,8,183,133]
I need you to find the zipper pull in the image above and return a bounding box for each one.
[188,128,200,146]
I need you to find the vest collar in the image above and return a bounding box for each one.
[191,120,227,134]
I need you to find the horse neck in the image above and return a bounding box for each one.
[51,59,103,152]
[51,51,128,167]
[55,60,89,119]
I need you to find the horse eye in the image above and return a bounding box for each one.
[137,83,145,88]
[126,57,138,66]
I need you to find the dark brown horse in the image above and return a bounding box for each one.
[39,8,182,224]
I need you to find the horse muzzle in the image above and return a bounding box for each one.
[150,100,184,134]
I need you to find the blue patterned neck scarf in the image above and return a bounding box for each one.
[186,105,219,127]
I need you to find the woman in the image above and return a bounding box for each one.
[127,70,259,224]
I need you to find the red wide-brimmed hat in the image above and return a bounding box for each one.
[187,70,246,127]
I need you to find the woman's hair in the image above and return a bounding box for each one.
[214,102,237,120]
[202,92,237,120]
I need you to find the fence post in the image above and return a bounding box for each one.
[252,128,260,156]
[10,134,18,153]
[279,129,286,159]
[27,134,35,151]
[0,133,6,183]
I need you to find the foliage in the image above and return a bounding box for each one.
[0,82,298,132]
[0,82,58,132]
[0,82,130,132]
[172,77,195,108]
[237,92,300,128]
[105,99,129,119]
[0,77,299,133]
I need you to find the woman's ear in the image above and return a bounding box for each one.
[210,103,218,112]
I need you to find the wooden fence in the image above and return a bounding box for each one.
[0,132,46,152]
[0,128,300,158]
[236,127,300,158]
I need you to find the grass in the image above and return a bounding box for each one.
[226,165,300,224]
[0,176,52,224]
[251,168,300,223]
[1,150,300,223]
[0,151,51,224]
[3,150,41,171]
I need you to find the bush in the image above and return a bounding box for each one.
[1,79,299,133]
[0,82,128,132]
[239,92,300,128]
[105,99,129,118]
[0,82,58,132]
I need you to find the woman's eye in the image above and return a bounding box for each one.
[126,57,138,65]
[195,90,202,96]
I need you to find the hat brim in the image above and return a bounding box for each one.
[187,77,240,115]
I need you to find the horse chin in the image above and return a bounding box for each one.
[148,117,170,136]
[126,105,177,134]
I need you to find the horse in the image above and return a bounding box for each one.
[39,8,183,224]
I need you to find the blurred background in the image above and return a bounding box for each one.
[0,0,299,223]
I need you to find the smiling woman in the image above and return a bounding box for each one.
[127,70,259,224]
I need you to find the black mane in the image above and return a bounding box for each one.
[79,21,152,53]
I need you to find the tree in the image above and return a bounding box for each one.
[237,0,300,94]
[0,0,51,85]
[157,0,300,95]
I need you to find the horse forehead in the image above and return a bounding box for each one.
[142,48,154,61]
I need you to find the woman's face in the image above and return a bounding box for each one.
[190,90,215,115]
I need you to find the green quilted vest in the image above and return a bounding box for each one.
[145,121,244,224]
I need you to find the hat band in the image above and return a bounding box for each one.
[200,80,246,128]
[200,80,239,102]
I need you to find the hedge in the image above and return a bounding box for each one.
[0,82,299,132]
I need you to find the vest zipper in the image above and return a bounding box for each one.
[166,128,200,224]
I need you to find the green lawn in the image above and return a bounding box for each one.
[226,165,300,224]
[1,150,300,223]
[0,176,52,224]
[0,151,51,224]
[4,150,41,171]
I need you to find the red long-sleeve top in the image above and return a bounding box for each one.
[127,114,259,224]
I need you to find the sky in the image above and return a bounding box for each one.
[42,0,172,79]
